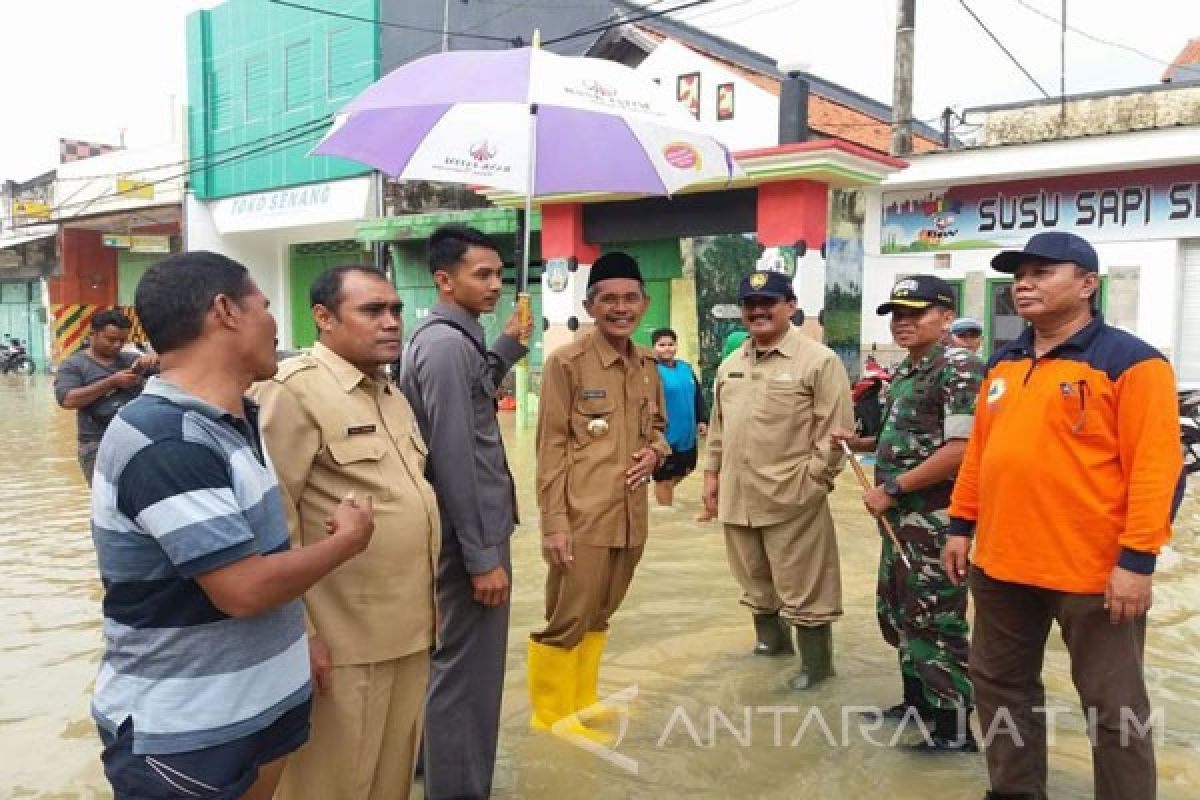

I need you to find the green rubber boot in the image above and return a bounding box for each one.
[752,612,794,656]
[787,623,834,691]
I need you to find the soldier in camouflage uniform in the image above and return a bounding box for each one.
[835,275,984,753]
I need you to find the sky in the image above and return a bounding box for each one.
[1,0,1197,182]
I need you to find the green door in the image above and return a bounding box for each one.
[288,241,369,349]
[0,282,46,370]
[633,279,671,348]
[117,252,164,306]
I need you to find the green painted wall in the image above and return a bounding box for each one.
[117,252,163,306]
[187,0,379,200]
[0,282,47,370]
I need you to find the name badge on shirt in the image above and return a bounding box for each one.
[581,388,607,399]
[347,424,377,435]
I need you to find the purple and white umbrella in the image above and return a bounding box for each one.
[312,42,741,289]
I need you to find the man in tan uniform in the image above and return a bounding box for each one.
[531,251,670,738]
[254,265,439,800]
[703,270,854,691]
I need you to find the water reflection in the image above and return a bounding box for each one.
[1,375,1196,798]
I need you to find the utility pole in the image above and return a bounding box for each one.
[891,0,916,157]
[442,0,451,53]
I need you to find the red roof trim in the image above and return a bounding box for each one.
[735,138,909,169]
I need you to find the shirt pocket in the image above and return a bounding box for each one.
[326,436,392,500]
[893,392,942,434]
[570,395,617,450]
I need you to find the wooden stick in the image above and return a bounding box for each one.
[839,440,911,569]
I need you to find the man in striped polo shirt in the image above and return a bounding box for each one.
[90,251,375,800]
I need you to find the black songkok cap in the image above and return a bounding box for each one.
[587,251,643,289]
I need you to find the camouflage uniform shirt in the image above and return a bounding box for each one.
[872,340,984,710]
[875,342,985,514]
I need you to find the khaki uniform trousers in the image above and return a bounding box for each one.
[532,544,644,649]
[276,650,430,800]
[723,500,843,626]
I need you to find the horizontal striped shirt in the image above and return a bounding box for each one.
[90,378,310,755]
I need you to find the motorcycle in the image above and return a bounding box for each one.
[0,338,34,375]
[1182,388,1200,476]
[853,355,892,437]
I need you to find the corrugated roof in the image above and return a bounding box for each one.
[1163,37,1200,83]
[605,0,945,144]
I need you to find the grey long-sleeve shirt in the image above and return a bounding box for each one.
[398,302,527,575]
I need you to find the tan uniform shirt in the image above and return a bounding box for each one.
[537,330,670,548]
[253,342,440,666]
[705,326,854,527]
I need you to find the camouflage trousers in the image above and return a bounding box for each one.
[876,507,972,709]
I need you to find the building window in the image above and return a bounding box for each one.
[209,67,232,131]
[677,72,701,119]
[326,27,358,100]
[716,82,734,121]
[244,54,268,124]
[285,40,313,112]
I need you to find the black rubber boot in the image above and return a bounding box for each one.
[880,674,933,720]
[752,612,794,656]
[908,707,980,753]
[982,793,1037,800]
[787,624,834,690]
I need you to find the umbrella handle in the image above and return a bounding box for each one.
[838,440,912,569]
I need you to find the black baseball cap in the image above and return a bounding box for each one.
[738,271,793,302]
[875,275,957,315]
[991,231,1099,274]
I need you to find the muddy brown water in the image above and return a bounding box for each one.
[2,375,1197,798]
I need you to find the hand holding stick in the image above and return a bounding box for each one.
[838,440,911,569]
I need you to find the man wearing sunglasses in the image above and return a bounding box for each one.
[943,232,1182,800]
[703,270,854,690]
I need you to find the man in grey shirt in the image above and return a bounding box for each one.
[54,309,157,485]
[399,225,531,800]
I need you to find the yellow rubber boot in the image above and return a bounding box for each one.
[575,632,606,712]
[527,640,611,743]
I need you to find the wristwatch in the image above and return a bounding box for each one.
[883,477,904,498]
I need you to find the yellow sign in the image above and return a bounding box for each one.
[116,178,155,200]
[130,235,170,254]
[102,234,132,248]
[13,200,52,219]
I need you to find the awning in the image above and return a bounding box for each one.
[0,231,56,250]
[356,207,541,243]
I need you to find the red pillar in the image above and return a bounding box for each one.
[540,202,600,262]
[756,179,829,251]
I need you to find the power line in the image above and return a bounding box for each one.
[1012,0,1200,77]
[56,116,335,183]
[266,0,518,43]
[673,0,778,27]
[543,0,714,46]
[28,122,330,223]
[956,0,1051,98]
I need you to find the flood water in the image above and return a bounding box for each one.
[2,373,1198,799]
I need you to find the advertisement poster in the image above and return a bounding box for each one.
[881,165,1200,253]
[687,233,763,404]
[825,189,866,378]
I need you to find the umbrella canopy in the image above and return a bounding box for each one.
[312,45,739,197]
